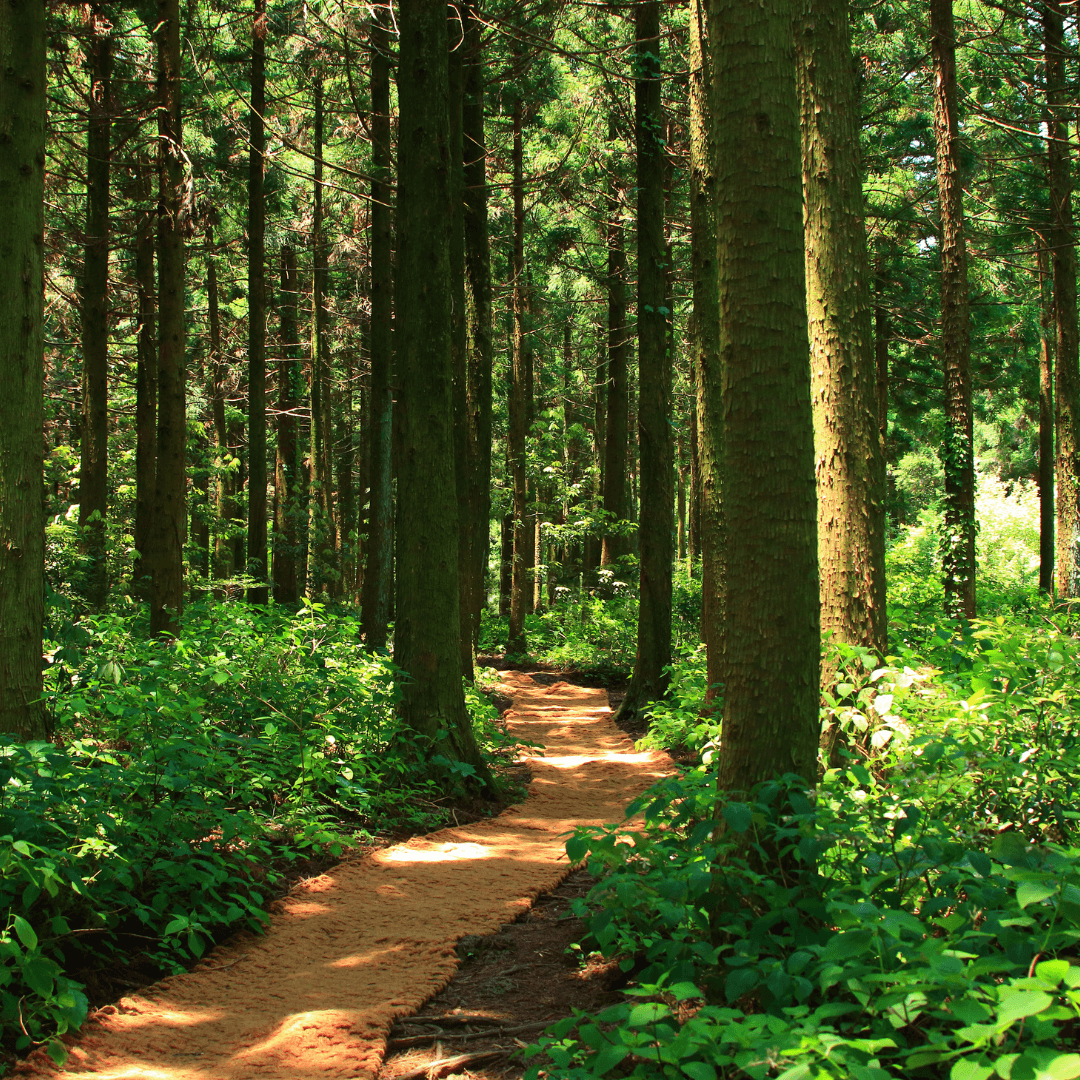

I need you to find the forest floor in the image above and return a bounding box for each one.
[17,671,670,1080]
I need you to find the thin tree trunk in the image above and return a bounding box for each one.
[797,0,887,657]
[207,225,234,586]
[874,264,889,441]
[677,435,687,563]
[336,350,356,597]
[710,0,820,794]
[1045,0,1080,599]
[618,0,672,724]
[1037,236,1055,594]
[507,95,530,655]
[602,115,629,570]
[79,9,112,609]
[463,0,493,651]
[499,513,513,618]
[690,0,723,690]
[309,75,337,596]
[133,157,157,595]
[394,0,490,784]
[247,0,268,604]
[148,0,187,636]
[362,5,394,648]
[0,0,46,738]
[931,0,975,619]
[274,244,302,603]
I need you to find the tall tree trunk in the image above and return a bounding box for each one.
[362,5,394,648]
[931,0,975,619]
[690,0,724,695]
[797,0,887,658]
[395,0,490,784]
[336,349,356,597]
[0,0,46,739]
[148,0,187,636]
[1045,0,1080,599]
[309,75,338,596]
[207,225,234,586]
[1037,237,1055,594]
[79,9,112,609]
[710,0,820,794]
[448,13,473,678]
[133,156,157,595]
[602,115,629,570]
[247,0,268,604]
[874,264,889,441]
[462,0,492,652]
[618,0,672,724]
[677,433,687,563]
[274,244,302,603]
[507,95,530,655]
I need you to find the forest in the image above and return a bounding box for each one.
[1,0,1080,1075]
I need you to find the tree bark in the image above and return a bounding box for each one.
[362,5,394,648]
[148,0,187,636]
[1037,237,1055,594]
[132,157,157,595]
[690,0,724,696]
[618,0,672,724]
[462,0,493,666]
[507,94,530,656]
[931,0,975,618]
[601,115,630,570]
[395,0,491,784]
[274,244,302,603]
[0,0,46,739]
[709,0,820,794]
[309,75,338,597]
[1044,0,1080,599]
[247,0,268,604]
[797,0,887,658]
[78,9,112,609]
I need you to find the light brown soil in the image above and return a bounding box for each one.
[19,672,671,1080]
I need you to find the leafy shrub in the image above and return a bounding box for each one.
[0,599,515,1066]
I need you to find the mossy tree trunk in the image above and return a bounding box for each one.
[931,0,976,618]
[148,0,187,636]
[617,0,672,725]
[709,0,821,795]
[797,0,887,659]
[394,0,491,785]
[0,0,46,739]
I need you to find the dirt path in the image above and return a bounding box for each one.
[19,672,672,1080]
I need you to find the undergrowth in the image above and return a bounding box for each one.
[1,598,521,1069]
[526,572,1080,1080]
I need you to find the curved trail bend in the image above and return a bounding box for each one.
[20,672,672,1080]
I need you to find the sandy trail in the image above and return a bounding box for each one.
[19,672,672,1080]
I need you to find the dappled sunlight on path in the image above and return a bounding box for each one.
[17,673,672,1080]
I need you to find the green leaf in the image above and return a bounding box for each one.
[12,915,37,951]
[1017,881,1057,909]
[670,981,704,1002]
[725,967,760,1002]
[565,835,589,864]
[1041,1054,1080,1080]
[591,1043,629,1076]
[22,956,57,999]
[163,916,188,935]
[1035,960,1070,986]
[823,929,874,960]
[722,803,752,833]
[46,1040,68,1067]
[627,1003,669,1026]
[682,1064,717,1080]
[951,1058,995,1080]
[967,851,994,878]
[996,989,1053,1026]
[777,1066,811,1080]
[211,670,230,685]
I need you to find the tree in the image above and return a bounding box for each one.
[394,0,491,784]
[796,0,886,658]
[147,0,187,636]
[708,0,820,794]
[246,0,268,605]
[1043,0,1079,599]
[930,0,975,619]
[273,244,302,603]
[361,2,394,649]
[617,0,672,724]
[0,0,46,739]
[78,6,112,609]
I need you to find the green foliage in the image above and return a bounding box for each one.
[1,599,514,1065]
[526,596,1080,1080]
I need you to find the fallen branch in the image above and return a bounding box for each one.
[387,1019,552,1050]
[392,1049,508,1080]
